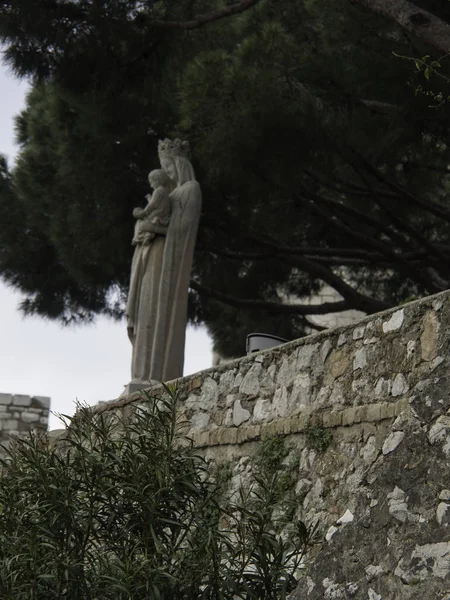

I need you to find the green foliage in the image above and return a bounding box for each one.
[255,436,289,475]
[0,390,314,599]
[305,426,333,453]
[3,0,450,354]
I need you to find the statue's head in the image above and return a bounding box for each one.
[148,168,171,189]
[158,138,196,186]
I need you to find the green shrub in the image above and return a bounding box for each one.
[305,426,332,453]
[0,389,314,599]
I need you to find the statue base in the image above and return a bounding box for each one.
[120,379,161,398]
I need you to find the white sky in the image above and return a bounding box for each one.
[0,65,213,429]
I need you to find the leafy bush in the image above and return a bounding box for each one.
[0,390,314,599]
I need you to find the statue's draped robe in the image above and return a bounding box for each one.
[150,178,202,381]
[126,236,166,382]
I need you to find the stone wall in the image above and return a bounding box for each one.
[95,290,450,599]
[0,393,50,448]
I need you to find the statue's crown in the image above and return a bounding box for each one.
[158,138,190,158]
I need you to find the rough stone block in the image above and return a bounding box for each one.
[0,394,12,406]
[380,402,396,420]
[233,399,251,427]
[3,420,19,430]
[420,311,439,362]
[193,431,210,446]
[208,430,220,446]
[366,404,382,422]
[187,377,202,392]
[31,396,51,409]
[13,395,32,407]
[342,408,357,427]
[382,309,404,333]
[322,411,342,429]
[353,405,368,424]
[21,412,41,424]
[394,398,410,416]
[244,424,261,441]
[329,350,350,379]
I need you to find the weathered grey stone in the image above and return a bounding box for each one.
[12,395,32,407]
[290,372,311,407]
[337,333,347,346]
[193,411,211,431]
[201,377,218,404]
[239,363,262,396]
[336,509,354,526]
[218,369,236,394]
[320,339,332,362]
[374,377,390,398]
[329,349,349,379]
[296,343,318,370]
[31,395,51,408]
[365,565,384,581]
[21,412,40,424]
[325,526,338,543]
[353,347,367,371]
[232,399,250,427]
[0,394,12,406]
[273,385,289,418]
[295,478,313,497]
[387,486,409,522]
[360,435,378,463]
[436,502,449,525]
[430,355,445,371]
[420,310,440,362]
[276,358,293,387]
[391,373,408,396]
[382,431,404,455]
[394,542,450,582]
[439,489,450,501]
[382,309,404,333]
[352,325,365,340]
[429,416,450,445]
[3,419,19,431]
[252,398,272,423]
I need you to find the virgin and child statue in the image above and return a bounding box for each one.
[125,138,202,389]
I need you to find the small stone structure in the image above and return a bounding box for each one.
[0,393,50,449]
[91,290,450,598]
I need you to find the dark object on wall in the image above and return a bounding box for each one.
[246,333,288,354]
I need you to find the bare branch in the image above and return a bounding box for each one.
[152,0,262,30]
[354,0,450,54]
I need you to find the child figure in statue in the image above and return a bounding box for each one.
[132,169,172,246]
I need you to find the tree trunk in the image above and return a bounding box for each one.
[355,0,450,53]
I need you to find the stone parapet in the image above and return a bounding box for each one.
[96,290,448,447]
[0,394,50,449]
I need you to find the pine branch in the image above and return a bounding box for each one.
[151,0,262,30]
[354,0,450,54]
[190,280,352,315]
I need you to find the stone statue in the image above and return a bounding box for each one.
[125,139,202,390]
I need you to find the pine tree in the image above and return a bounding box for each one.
[2,0,450,355]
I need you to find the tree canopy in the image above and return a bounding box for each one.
[2,0,450,357]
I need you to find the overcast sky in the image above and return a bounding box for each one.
[0,65,213,429]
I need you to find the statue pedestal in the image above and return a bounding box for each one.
[120,379,161,398]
